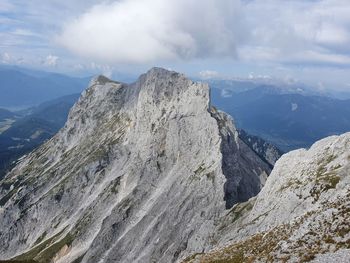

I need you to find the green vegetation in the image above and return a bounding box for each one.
[185,188,350,263]
[218,200,254,231]
[13,228,74,263]
[33,231,47,246]
[228,202,254,223]
[182,253,204,262]
[194,164,206,175]
[310,153,341,202]
[35,233,73,263]
[279,178,303,192]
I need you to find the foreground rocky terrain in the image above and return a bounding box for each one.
[0,68,348,263]
[0,68,271,263]
[185,132,350,262]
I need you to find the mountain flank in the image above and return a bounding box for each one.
[0,68,270,263]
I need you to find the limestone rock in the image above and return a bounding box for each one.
[185,132,350,262]
[0,68,270,263]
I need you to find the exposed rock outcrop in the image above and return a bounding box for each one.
[185,132,350,262]
[238,129,283,167]
[0,68,270,263]
[211,109,270,209]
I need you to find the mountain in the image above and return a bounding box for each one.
[1,68,348,263]
[0,109,18,135]
[211,85,350,151]
[207,79,319,97]
[207,78,350,100]
[0,94,79,179]
[26,94,80,125]
[185,132,350,262]
[0,68,271,263]
[0,66,89,108]
[0,108,16,121]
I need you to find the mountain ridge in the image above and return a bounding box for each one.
[0,68,270,263]
[0,67,89,109]
[1,68,348,262]
[185,131,350,262]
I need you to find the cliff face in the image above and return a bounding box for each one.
[186,132,350,263]
[0,68,270,263]
[211,109,270,209]
[238,129,283,167]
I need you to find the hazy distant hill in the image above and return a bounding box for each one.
[0,94,79,178]
[0,65,89,108]
[0,108,16,121]
[211,81,350,151]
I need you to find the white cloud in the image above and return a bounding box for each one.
[57,0,350,66]
[239,0,350,65]
[199,70,219,79]
[58,0,243,64]
[89,62,113,77]
[1,0,350,90]
[44,54,59,66]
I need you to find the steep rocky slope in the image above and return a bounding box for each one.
[238,129,283,167]
[0,68,270,263]
[185,132,350,262]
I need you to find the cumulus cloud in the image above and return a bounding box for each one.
[57,0,350,66]
[2,0,350,88]
[199,70,220,79]
[239,0,350,65]
[58,0,244,64]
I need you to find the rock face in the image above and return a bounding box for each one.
[0,68,270,263]
[238,129,283,167]
[186,132,350,262]
[211,110,270,209]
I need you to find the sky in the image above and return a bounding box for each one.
[1,0,350,91]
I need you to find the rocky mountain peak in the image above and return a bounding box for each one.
[0,68,271,263]
[89,75,119,86]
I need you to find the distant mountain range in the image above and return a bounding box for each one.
[0,94,79,178]
[210,79,350,151]
[0,108,16,121]
[207,78,350,99]
[0,65,89,109]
